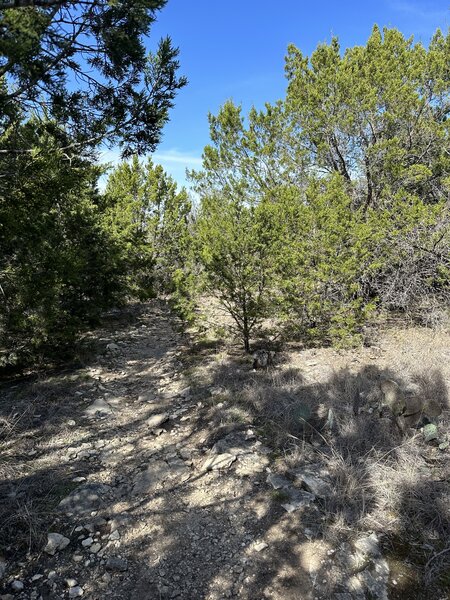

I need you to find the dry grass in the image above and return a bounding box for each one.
[188,318,450,591]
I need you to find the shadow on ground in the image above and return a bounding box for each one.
[0,301,449,599]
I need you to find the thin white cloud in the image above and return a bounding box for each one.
[389,1,448,21]
[153,149,203,167]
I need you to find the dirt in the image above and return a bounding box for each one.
[0,300,449,600]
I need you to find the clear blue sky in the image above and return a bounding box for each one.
[101,0,449,189]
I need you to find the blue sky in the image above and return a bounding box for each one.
[100,0,449,189]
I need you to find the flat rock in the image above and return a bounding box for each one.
[290,466,333,498]
[58,483,112,516]
[201,453,237,472]
[266,473,291,490]
[105,557,128,572]
[84,398,113,418]
[147,413,169,429]
[44,532,70,555]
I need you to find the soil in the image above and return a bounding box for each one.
[0,300,449,600]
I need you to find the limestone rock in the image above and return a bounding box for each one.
[44,532,70,555]
[146,413,169,429]
[105,557,128,572]
[266,473,291,490]
[290,466,333,499]
[68,586,84,597]
[84,398,113,418]
[58,483,112,516]
[201,453,236,472]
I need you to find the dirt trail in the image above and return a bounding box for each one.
[1,300,449,600]
[0,301,321,600]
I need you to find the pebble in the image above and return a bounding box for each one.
[66,578,78,588]
[81,537,93,547]
[11,580,24,591]
[90,543,101,554]
[68,586,84,597]
[105,557,128,572]
[254,542,268,552]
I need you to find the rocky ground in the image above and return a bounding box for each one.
[0,300,449,600]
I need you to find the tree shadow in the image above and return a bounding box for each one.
[1,303,449,599]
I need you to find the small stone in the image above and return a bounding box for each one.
[73,555,83,563]
[67,420,76,427]
[31,574,43,582]
[90,543,101,554]
[11,580,24,592]
[105,557,128,572]
[44,532,70,555]
[109,530,120,541]
[72,477,86,483]
[66,578,78,588]
[81,537,93,547]
[68,586,83,597]
[254,542,268,552]
[47,571,57,579]
[438,440,449,451]
[146,413,169,429]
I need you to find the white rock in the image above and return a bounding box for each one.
[146,413,169,429]
[44,532,70,555]
[69,586,84,597]
[254,542,268,552]
[66,578,78,588]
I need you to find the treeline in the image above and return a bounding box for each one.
[0,0,187,366]
[191,26,450,349]
[1,21,449,365]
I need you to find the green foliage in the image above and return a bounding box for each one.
[103,156,194,305]
[196,193,275,351]
[191,26,449,349]
[0,0,187,157]
[285,26,450,208]
[0,121,123,365]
